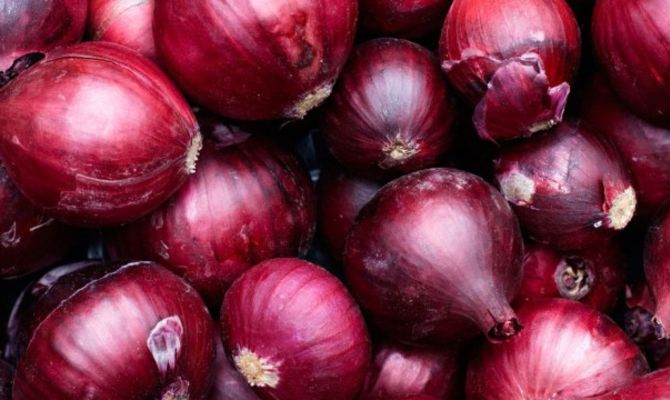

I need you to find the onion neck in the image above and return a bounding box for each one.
[0,53,45,88]
[554,257,594,300]
[473,299,523,342]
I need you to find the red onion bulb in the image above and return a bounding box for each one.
[154,0,358,120]
[494,121,636,251]
[107,135,315,308]
[359,341,463,400]
[439,0,581,141]
[13,261,216,400]
[0,42,202,227]
[643,207,670,339]
[359,0,450,39]
[587,369,670,400]
[592,0,670,127]
[321,38,459,177]
[467,299,649,399]
[211,329,260,400]
[221,258,371,400]
[88,0,156,61]
[0,0,87,72]
[345,168,524,344]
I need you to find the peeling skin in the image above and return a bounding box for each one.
[606,186,637,230]
[499,171,536,206]
[285,81,334,119]
[234,348,281,388]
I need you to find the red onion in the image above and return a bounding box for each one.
[466,299,649,399]
[581,75,670,222]
[107,135,315,307]
[494,121,636,251]
[642,207,670,339]
[515,240,625,313]
[88,0,156,61]
[0,0,87,72]
[344,168,524,344]
[0,162,79,278]
[359,0,450,39]
[0,360,12,400]
[586,369,670,400]
[317,164,382,261]
[0,42,202,227]
[321,38,458,177]
[211,329,260,400]
[359,341,463,400]
[220,258,370,400]
[12,261,216,399]
[154,0,358,120]
[624,279,658,344]
[439,0,581,141]
[592,0,670,127]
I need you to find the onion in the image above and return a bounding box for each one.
[592,0,670,127]
[211,329,260,400]
[359,341,464,400]
[515,240,625,313]
[0,41,202,227]
[0,360,11,400]
[317,164,382,261]
[439,0,581,141]
[494,120,636,251]
[344,168,524,344]
[624,279,658,344]
[321,38,458,177]
[0,162,79,278]
[581,75,670,223]
[642,207,670,339]
[12,261,216,399]
[154,0,358,120]
[359,0,450,39]
[586,369,670,400]
[220,258,370,400]
[0,0,87,71]
[106,135,315,308]
[466,299,649,399]
[88,0,156,61]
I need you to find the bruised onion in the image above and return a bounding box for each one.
[439,0,580,141]
[359,341,464,400]
[221,258,370,400]
[321,39,458,177]
[345,168,524,344]
[107,135,315,308]
[0,0,87,72]
[587,369,670,400]
[592,0,670,127]
[154,0,357,120]
[494,121,636,251]
[642,207,670,339]
[515,240,625,313]
[359,0,450,39]
[466,299,649,399]
[0,42,202,227]
[88,0,156,61]
[211,329,260,400]
[12,261,216,399]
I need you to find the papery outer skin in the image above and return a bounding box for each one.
[359,0,450,39]
[321,38,459,178]
[359,341,464,400]
[592,0,670,128]
[344,168,524,345]
[0,0,87,71]
[0,163,79,278]
[581,75,670,223]
[644,207,670,339]
[210,330,260,400]
[106,137,316,309]
[316,164,382,261]
[466,299,649,400]
[439,0,580,141]
[13,261,216,400]
[514,240,625,314]
[583,369,670,400]
[0,360,11,400]
[221,258,371,400]
[0,41,201,227]
[494,120,636,251]
[154,0,358,120]
[88,0,156,61]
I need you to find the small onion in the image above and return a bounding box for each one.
[359,341,464,400]
[515,240,625,313]
[221,258,371,400]
[12,261,216,399]
[359,0,450,39]
[439,0,581,141]
[345,168,524,344]
[107,135,316,308]
[643,207,670,339]
[88,0,156,61]
[0,42,202,227]
[154,0,358,120]
[494,120,636,251]
[211,329,260,400]
[321,38,458,177]
[587,369,670,400]
[466,299,649,399]
[592,0,670,127]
